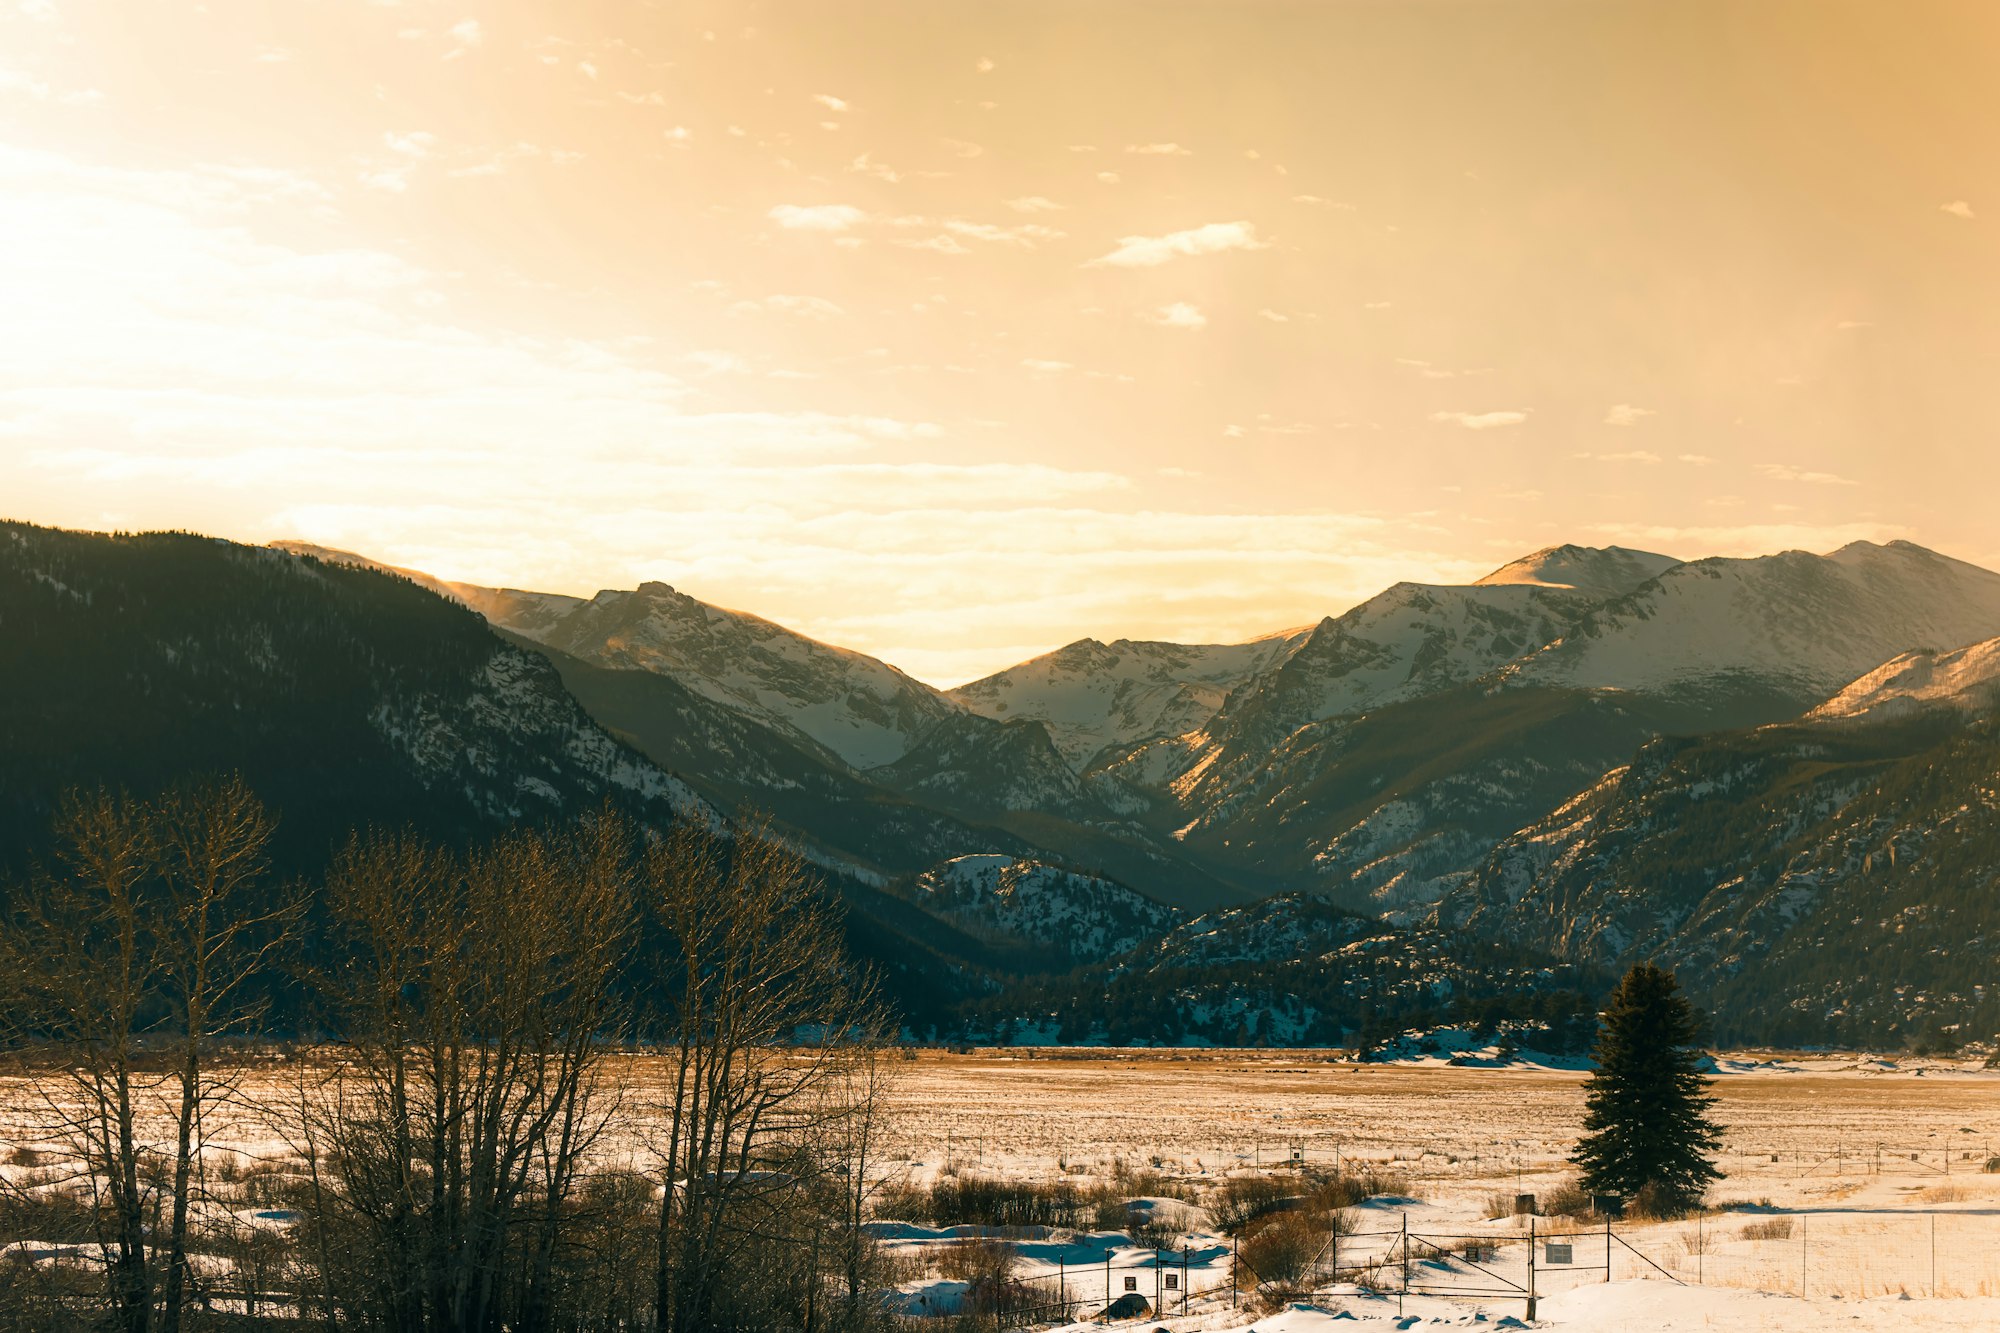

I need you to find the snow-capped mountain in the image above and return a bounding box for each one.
[1475,543,1684,596]
[1115,579,1616,809]
[1508,541,2000,701]
[266,536,2000,986]
[1093,540,2000,919]
[272,547,964,773]
[949,633,1307,769]
[473,581,960,772]
[272,543,1247,906]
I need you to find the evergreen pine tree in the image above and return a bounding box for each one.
[1571,963,1722,1216]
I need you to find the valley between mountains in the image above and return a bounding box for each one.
[6,520,1997,1050]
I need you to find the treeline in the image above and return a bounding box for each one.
[0,780,898,1333]
[955,944,1605,1048]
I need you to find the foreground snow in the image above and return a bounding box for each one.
[1177,1282,2000,1332]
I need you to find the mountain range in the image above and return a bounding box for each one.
[7,521,1996,1048]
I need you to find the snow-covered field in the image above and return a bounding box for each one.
[5,1047,1997,1331]
[876,1048,2000,1183]
[863,1049,2000,1331]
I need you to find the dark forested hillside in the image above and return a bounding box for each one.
[1441,706,2000,1048]
[0,522,700,877]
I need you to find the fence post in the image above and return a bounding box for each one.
[1527,1212,1537,1322]
[1931,1212,1937,1297]
[1697,1212,1703,1285]
[1155,1246,1161,1314]
[1059,1253,1065,1317]
[1106,1251,1111,1312]
[1801,1213,1807,1297]
[1181,1245,1188,1314]
[1399,1211,1408,1319]
[1232,1235,1237,1309]
[1605,1212,1612,1283]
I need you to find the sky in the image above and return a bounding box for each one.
[2,0,1996,687]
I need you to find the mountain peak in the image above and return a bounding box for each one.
[1474,544,1682,598]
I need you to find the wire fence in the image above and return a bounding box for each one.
[1281,1208,2000,1320]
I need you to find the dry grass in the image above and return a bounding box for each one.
[1741,1216,1795,1241]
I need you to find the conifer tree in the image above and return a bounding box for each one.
[1571,963,1721,1216]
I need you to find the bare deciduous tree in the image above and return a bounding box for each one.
[2,790,160,1333]
[3,782,285,1333]
[305,812,636,1333]
[644,819,887,1333]
[150,776,288,1333]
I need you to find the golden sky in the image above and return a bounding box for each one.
[3,0,1996,685]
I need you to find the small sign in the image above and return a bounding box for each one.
[1123,1276,1137,1292]
[1463,1243,1496,1263]
[1545,1243,1573,1265]
[1165,1274,1179,1290]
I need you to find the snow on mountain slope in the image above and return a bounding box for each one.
[500,581,963,771]
[449,584,587,639]
[949,632,1308,769]
[903,854,1178,962]
[1109,578,1610,806]
[272,544,964,772]
[1475,543,1683,596]
[1808,636,2000,724]
[1135,893,1381,969]
[1442,688,2000,1044]
[1510,541,2000,700]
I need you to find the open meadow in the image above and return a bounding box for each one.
[5,1046,1999,1331]
[861,1048,2000,1329]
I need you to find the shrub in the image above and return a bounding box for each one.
[1240,1211,1328,1287]
[1307,1168,1406,1211]
[1128,1202,1192,1250]
[1541,1179,1594,1218]
[1112,1166,1201,1203]
[1741,1217,1794,1241]
[937,1237,1017,1285]
[880,1174,1094,1229]
[1210,1176,1298,1235]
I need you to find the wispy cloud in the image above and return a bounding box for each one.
[1575,449,1661,464]
[1086,221,1264,268]
[1006,195,1064,213]
[1430,410,1528,430]
[769,203,867,231]
[1940,199,1975,220]
[1147,302,1207,330]
[1603,403,1654,426]
[1756,462,1858,486]
[849,152,944,184]
[813,92,849,113]
[1125,142,1192,156]
[443,18,482,59]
